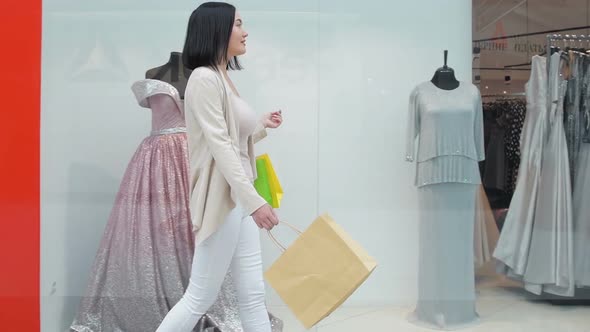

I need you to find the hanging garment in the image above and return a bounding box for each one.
[70,79,283,332]
[582,56,590,144]
[482,107,508,191]
[410,183,479,330]
[573,143,590,287]
[480,98,526,207]
[493,54,553,278]
[573,57,590,287]
[474,185,500,268]
[503,99,526,192]
[564,51,585,187]
[524,53,574,297]
[406,80,485,329]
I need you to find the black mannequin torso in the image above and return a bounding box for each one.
[431,50,460,90]
[145,52,192,99]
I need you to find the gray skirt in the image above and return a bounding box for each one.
[409,183,480,330]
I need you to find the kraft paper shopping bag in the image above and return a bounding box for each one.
[264,214,377,329]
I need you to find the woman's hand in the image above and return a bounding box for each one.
[251,204,279,230]
[262,110,283,129]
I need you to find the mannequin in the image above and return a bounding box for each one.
[146,51,192,99]
[431,50,460,90]
[70,61,285,331]
[407,62,485,329]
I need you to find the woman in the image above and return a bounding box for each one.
[156,2,283,332]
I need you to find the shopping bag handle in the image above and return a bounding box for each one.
[266,221,303,252]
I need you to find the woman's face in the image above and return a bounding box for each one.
[228,11,248,58]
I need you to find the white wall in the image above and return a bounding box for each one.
[41,0,471,330]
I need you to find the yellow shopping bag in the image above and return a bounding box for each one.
[254,154,283,208]
[265,214,377,328]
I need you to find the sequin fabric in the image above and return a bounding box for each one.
[70,79,283,332]
[481,98,526,194]
[582,57,590,143]
[504,100,526,192]
[581,57,590,143]
[406,81,485,187]
[564,52,584,186]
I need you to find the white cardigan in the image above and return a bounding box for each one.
[185,67,268,245]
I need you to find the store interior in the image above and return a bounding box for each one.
[40,0,590,331]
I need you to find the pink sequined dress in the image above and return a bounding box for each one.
[70,79,283,332]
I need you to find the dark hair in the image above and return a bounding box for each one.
[182,2,242,71]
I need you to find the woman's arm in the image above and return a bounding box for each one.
[188,70,267,216]
[253,110,282,144]
[252,121,268,144]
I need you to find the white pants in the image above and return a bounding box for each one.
[156,206,272,332]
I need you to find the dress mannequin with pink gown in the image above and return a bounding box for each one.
[70,75,283,332]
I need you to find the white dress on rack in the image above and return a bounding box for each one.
[494,52,576,297]
[493,54,551,277]
[524,53,574,297]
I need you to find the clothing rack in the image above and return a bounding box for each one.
[471,25,590,71]
[545,34,590,80]
[482,93,525,98]
[473,26,590,43]
[493,34,590,71]
[545,33,590,55]
[475,67,530,71]
[482,93,526,100]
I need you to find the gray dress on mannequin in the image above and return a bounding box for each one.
[406,81,485,330]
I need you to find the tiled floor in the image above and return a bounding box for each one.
[269,265,590,332]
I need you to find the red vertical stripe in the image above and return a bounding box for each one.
[0,1,42,331]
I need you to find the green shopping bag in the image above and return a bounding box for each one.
[254,154,283,208]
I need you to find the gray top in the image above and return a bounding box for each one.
[406,81,485,187]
